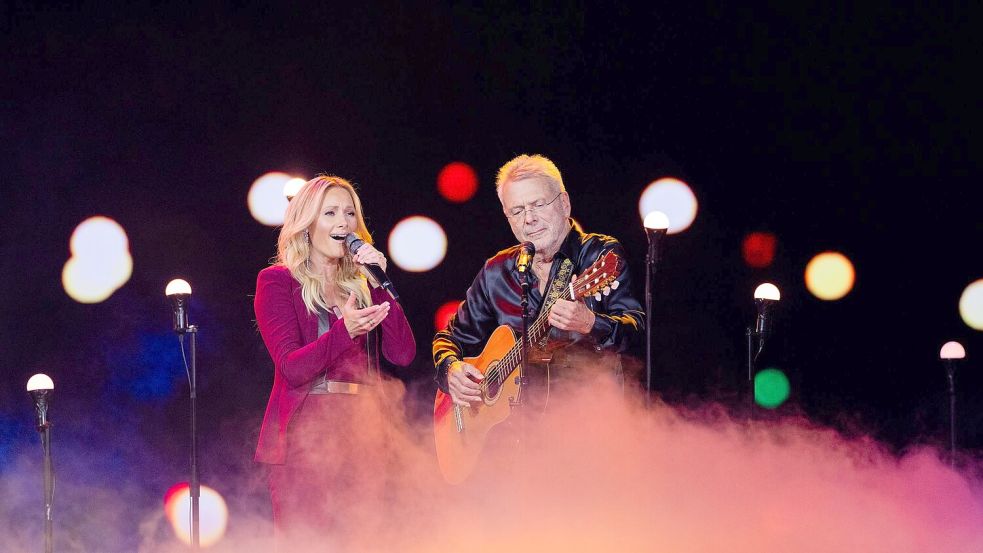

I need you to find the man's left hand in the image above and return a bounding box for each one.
[548,298,596,335]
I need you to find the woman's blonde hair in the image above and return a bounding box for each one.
[276,175,373,314]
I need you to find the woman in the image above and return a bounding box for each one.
[253,175,415,544]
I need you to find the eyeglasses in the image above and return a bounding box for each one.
[505,192,563,219]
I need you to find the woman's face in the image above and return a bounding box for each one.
[309,186,358,261]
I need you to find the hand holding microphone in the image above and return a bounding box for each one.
[344,233,399,301]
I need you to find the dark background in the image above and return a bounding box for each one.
[1,2,980,549]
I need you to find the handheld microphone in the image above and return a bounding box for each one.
[516,241,535,273]
[344,233,399,301]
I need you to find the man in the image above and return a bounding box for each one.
[433,154,644,407]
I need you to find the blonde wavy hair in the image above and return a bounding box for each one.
[276,175,373,315]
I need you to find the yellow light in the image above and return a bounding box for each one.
[637,178,698,234]
[805,252,855,301]
[388,216,447,272]
[164,483,229,548]
[62,251,133,303]
[959,279,983,331]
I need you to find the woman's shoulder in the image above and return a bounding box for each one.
[257,264,295,286]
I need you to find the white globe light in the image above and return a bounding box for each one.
[939,341,966,360]
[388,216,447,272]
[754,282,781,301]
[27,374,54,392]
[165,279,192,296]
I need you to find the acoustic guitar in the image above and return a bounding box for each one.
[433,250,623,484]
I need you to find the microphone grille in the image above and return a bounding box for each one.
[344,233,364,253]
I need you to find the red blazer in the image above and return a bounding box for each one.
[253,265,415,464]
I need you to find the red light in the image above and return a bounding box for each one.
[434,300,461,331]
[437,162,478,203]
[743,232,777,268]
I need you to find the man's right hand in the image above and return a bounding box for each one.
[448,360,484,407]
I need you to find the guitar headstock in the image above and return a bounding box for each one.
[571,250,622,301]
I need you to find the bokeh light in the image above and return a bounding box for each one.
[437,161,478,203]
[283,177,307,200]
[637,177,698,234]
[388,216,447,272]
[755,367,791,409]
[63,215,134,303]
[743,232,777,268]
[163,482,229,548]
[62,253,134,303]
[434,300,461,331]
[805,251,855,301]
[959,279,983,331]
[248,172,292,226]
[69,216,129,258]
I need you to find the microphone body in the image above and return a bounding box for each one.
[344,233,399,301]
[169,294,190,333]
[30,389,52,430]
[516,241,535,273]
[754,298,774,338]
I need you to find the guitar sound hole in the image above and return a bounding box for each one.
[485,378,501,400]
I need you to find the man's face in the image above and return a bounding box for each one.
[500,177,571,257]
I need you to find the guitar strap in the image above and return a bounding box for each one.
[534,258,574,348]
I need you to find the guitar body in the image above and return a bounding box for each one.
[433,325,547,484]
[433,249,622,484]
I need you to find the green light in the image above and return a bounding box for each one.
[754,368,790,409]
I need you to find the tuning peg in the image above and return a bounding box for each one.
[611,280,620,290]
[594,292,602,301]
[602,286,611,296]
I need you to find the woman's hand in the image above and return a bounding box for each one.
[352,243,387,285]
[340,293,390,339]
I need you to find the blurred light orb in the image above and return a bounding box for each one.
[805,251,855,300]
[637,177,698,234]
[940,341,966,360]
[62,251,133,303]
[754,368,790,409]
[437,162,478,203]
[248,172,292,226]
[388,216,447,272]
[743,232,778,268]
[959,279,983,331]
[70,216,129,259]
[164,483,229,548]
[283,177,307,200]
[434,300,461,331]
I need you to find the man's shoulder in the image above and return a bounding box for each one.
[485,244,521,269]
